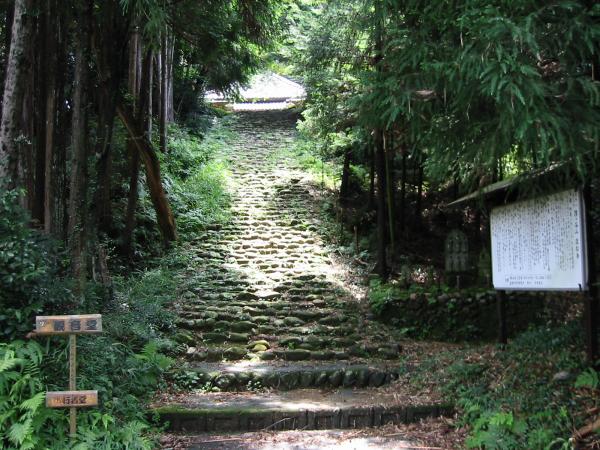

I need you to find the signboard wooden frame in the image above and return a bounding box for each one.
[447,177,598,364]
[490,189,588,291]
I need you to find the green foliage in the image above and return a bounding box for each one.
[438,324,584,449]
[71,418,153,450]
[127,121,233,255]
[0,223,182,447]
[154,122,233,236]
[109,267,179,346]
[574,368,599,390]
[278,138,340,190]
[171,160,232,234]
[2,340,161,449]
[132,341,174,387]
[0,341,63,449]
[171,370,202,391]
[161,125,213,179]
[296,0,600,198]
[368,278,398,315]
[0,189,70,341]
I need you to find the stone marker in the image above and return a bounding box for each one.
[444,229,469,273]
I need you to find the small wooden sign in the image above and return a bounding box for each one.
[35,314,102,335]
[46,391,98,408]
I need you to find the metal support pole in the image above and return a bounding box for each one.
[69,334,77,437]
[496,289,507,345]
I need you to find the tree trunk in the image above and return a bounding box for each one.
[20,47,35,211]
[339,148,351,205]
[94,99,116,234]
[155,48,162,129]
[166,32,175,122]
[415,160,423,228]
[368,142,375,210]
[374,0,387,279]
[68,0,92,285]
[123,33,143,257]
[146,51,153,140]
[32,8,46,225]
[400,145,407,234]
[375,129,388,279]
[0,0,33,189]
[91,0,132,236]
[117,103,177,244]
[0,3,14,109]
[54,3,69,241]
[384,132,396,255]
[43,0,58,234]
[159,30,168,152]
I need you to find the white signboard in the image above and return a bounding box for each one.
[490,189,587,291]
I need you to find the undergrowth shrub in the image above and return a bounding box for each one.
[0,190,69,341]
[0,108,228,448]
[0,338,171,449]
[441,323,586,449]
[171,161,231,235]
[161,126,212,179]
[1,294,175,449]
[0,341,63,449]
[0,200,180,447]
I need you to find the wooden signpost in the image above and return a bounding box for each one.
[34,314,102,438]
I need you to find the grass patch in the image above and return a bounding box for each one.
[272,137,340,191]
[171,160,232,235]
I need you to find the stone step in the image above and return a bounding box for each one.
[177,307,347,322]
[176,328,365,349]
[152,389,452,433]
[172,362,401,391]
[184,343,401,362]
[176,318,362,338]
[176,299,333,311]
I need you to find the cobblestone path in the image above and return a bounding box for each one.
[154,109,451,446]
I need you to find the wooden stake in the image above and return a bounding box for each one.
[69,334,77,437]
[496,289,507,345]
[584,185,598,365]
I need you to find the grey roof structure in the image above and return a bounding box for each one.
[206,72,306,104]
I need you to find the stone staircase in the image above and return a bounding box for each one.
[152,109,451,439]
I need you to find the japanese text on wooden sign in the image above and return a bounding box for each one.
[35,314,102,335]
[46,391,98,408]
[490,189,587,291]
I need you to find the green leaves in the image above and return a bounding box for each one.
[0,341,63,449]
[0,189,69,340]
[300,0,600,192]
[575,368,599,390]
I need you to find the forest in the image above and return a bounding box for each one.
[0,0,599,449]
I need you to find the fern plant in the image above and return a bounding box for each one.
[0,341,65,449]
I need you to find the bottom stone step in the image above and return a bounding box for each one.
[163,424,459,450]
[152,389,452,433]
[174,362,399,391]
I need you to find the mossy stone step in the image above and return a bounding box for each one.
[202,332,249,344]
[175,363,402,392]
[257,349,350,362]
[186,346,249,362]
[153,390,453,433]
[184,343,400,363]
